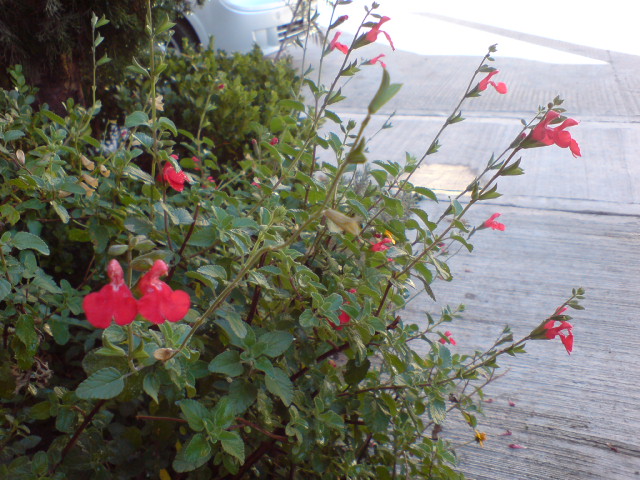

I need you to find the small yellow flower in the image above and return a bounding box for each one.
[474,430,487,447]
[384,229,396,244]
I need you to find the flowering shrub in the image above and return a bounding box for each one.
[0,2,585,479]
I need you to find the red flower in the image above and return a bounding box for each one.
[369,53,387,68]
[269,137,279,146]
[328,289,357,330]
[371,237,393,252]
[217,83,225,90]
[478,70,508,94]
[529,111,581,157]
[137,260,191,324]
[82,260,138,328]
[544,319,574,354]
[483,213,506,231]
[555,305,568,315]
[330,31,349,54]
[439,331,457,345]
[159,158,189,192]
[366,16,395,50]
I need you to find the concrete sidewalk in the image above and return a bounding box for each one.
[285,10,640,479]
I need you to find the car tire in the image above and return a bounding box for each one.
[168,19,199,52]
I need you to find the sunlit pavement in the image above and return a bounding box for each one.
[287,2,640,478]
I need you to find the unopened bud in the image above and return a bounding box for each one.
[153,348,176,362]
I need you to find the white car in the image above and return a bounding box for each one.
[171,0,309,55]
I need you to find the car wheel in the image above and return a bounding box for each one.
[168,19,199,52]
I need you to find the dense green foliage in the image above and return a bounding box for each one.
[0,2,584,479]
[112,43,301,168]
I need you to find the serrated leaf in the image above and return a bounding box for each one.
[125,111,149,128]
[257,332,293,358]
[299,309,319,327]
[12,232,50,255]
[220,430,245,462]
[178,399,209,432]
[123,165,154,184]
[264,367,293,406]
[428,398,447,424]
[172,433,212,473]
[208,350,244,377]
[0,279,11,302]
[76,367,125,399]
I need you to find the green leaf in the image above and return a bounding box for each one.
[76,367,125,399]
[125,111,149,128]
[96,54,111,67]
[319,410,345,430]
[413,186,438,202]
[177,399,209,432]
[478,184,502,200]
[208,350,244,377]
[123,165,154,184]
[264,367,293,406]
[299,309,319,328]
[12,232,50,255]
[157,117,177,136]
[257,332,293,358]
[344,359,370,386]
[143,371,161,403]
[228,380,257,414]
[219,430,245,462]
[51,201,70,224]
[55,408,77,433]
[428,398,447,424]
[3,130,24,142]
[0,279,11,302]
[278,99,305,112]
[41,110,66,127]
[172,433,212,473]
[368,69,402,114]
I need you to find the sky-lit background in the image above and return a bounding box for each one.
[317,0,639,64]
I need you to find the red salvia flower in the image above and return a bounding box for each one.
[137,260,191,324]
[369,54,387,68]
[330,31,349,54]
[529,110,581,157]
[478,70,508,94]
[328,289,357,330]
[371,237,393,252]
[439,331,457,345]
[366,16,395,50]
[483,213,506,231]
[544,319,574,354]
[82,260,138,328]
[159,156,189,192]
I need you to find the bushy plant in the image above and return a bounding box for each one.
[0,2,584,479]
[111,42,302,169]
